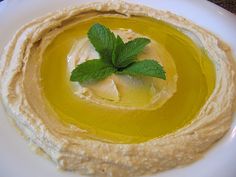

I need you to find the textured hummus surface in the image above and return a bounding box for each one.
[0,1,235,177]
[67,28,177,110]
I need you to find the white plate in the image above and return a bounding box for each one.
[0,0,236,177]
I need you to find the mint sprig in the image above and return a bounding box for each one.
[70,23,166,84]
[87,23,116,64]
[114,37,150,68]
[119,60,166,79]
[70,59,115,84]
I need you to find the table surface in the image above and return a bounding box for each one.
[209,0,236,13]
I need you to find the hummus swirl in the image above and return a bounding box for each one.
[0,1,235,177]
[67,29,177,110]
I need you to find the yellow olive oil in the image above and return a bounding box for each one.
[41,15,215,143]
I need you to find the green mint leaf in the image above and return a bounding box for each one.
[118,60,166,80]
[70,59,116,84]
[115,38,151,68]
[112,35,125,66]
[70,24,166,84]
[87,23,116,63]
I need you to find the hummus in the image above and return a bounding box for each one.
[0,1,235,177]
[67,29,177,110]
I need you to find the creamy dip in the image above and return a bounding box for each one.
[41,15,216,143]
